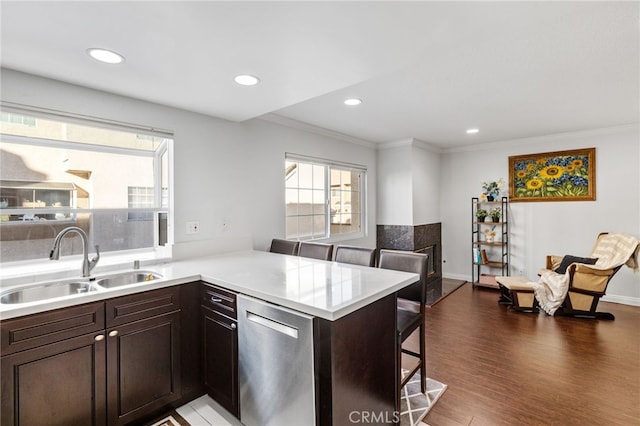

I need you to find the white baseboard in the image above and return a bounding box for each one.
[601,294,640,307]
[444,274,640,307]
[443,273,470,281]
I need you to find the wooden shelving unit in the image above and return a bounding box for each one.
[472,197,509,288]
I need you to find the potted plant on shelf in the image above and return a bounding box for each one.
[476,208,488,222]
[481,178,505,202]
[490,207,501,222]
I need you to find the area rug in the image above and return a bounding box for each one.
[147,411,190,426]
[400,371,448,426]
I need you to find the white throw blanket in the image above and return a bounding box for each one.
[533,271,570,315]
[591,233,640,271]
[533,233,640,315]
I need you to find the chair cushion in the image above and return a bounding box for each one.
[495,276,535,291]
[397,308,422,341]
[555,255,598,274]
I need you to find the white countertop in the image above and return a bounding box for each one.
[0,250,419,321]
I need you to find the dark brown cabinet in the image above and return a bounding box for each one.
[105,288,181,425]
[1,308,107,426]
[1,286,181,426]
[201,283,238,417]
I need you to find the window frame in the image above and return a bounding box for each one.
[0,107,174,264]
[285,153,367,243]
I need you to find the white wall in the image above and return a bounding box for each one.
[377,139,441,226]
[440,125,640,304]
[377,142,413,225]
[411,142,441,225]
[0,69,379,257]
[239,118,378,250]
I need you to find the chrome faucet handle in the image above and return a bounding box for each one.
[89,245,100,272]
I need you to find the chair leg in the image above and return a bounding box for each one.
[397,324,427,422]
[556,308,615,320]
[497,283,513,305]
[396,331,402,424]
[420,323,426,394]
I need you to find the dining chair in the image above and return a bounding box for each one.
[334,245,376,267]
[269,238,299,256]
[298,242,333,261]
[378,249,428,412]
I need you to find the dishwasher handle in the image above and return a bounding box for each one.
[246,311,298,339]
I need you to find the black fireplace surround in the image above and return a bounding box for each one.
[376,223,443,305]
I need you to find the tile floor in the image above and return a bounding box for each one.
[176,395,242,426]
[176,394,428,426]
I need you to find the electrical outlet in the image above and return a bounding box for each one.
[186,221,200,234]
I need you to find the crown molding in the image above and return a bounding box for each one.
[444,123,639,154]
[412,138,444,153]
[258,113,376,148]
[378,137,443,153]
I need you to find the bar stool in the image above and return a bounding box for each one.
[378,249,428,412]
[269,238,299,255]
[334,245,376,267]
[298,242,333,260]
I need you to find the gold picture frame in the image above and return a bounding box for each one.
[509,148,596,202]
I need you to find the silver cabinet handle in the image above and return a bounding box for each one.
[246,311,298,339]
[108,330,119,337]
[231,323,236,329]
[211,297,223,303]
[95,334,105,341]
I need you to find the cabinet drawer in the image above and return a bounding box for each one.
[106,286,180,328]
[1,301,105,356]
[201,283,236,319]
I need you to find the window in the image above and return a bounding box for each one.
[128,186,154,221]
[0,109,172,263]
[1,112,36,127]
[285,154,365,241]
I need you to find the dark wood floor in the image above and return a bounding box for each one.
[421,283,640,426]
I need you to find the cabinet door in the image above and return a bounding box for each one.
[1,332,107,426]
[202,306,238,417]
[106,311,181,426]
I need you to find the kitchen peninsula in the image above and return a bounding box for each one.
[1,250,419,425]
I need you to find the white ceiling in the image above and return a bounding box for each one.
[1,1,638,148]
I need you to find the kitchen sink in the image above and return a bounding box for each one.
[0,270,163,305]
[0,281,97,304]
[94,271,162,288]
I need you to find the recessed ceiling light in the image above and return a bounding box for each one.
[344,98,362,106]
[87,48,125,64]
[234,74,260,86]
[466,128,479,134]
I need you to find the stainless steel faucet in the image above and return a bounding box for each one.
[50,226,100,277]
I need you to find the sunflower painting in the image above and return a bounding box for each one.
[509,148,596,202]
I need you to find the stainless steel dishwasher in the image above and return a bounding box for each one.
[238,294,315,426]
